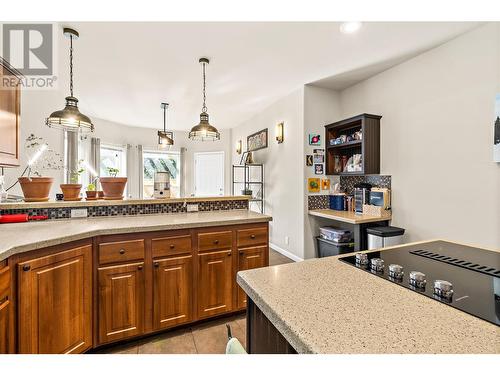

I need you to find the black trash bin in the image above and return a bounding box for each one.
[316,236,355,258]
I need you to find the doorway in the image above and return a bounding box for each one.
[194,151,225,197]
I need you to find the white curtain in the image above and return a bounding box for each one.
[138,145,143,198]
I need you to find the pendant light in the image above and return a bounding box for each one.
[46,28,94,132]
[188,57,220,141]
[158,102,174,149]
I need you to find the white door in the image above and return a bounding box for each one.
[194,152,225,196]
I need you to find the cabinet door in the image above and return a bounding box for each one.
[0,265,10,354]
[0,64,20,167]
[197,250,233,319]
[98,262,145,344]
[237,246,267,309]
[18,245,92,354]
[153,255,193,330]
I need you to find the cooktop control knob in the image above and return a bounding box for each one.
[409,271,426,289]
[433,280,454,299]
[370,258,384,272]
[355,253,369,266]
[388,264,404,280]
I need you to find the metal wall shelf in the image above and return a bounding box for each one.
[232,164,264,213]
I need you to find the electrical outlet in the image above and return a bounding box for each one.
[186,204,199,212]
[285,236,289,245]
[71,208,88,218]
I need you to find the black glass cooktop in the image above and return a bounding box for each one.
[339,240,500,326]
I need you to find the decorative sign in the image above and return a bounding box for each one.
[247,128,268,152]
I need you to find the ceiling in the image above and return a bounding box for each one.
[55,22,479,130]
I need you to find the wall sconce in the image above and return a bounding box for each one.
[236,140,242,154]
[276,122,284,144]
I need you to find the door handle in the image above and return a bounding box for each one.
[250,234,256,239]
[169,244,175,249]
[137,265,143,270]
[227,253,232,256]
[154,263,160,268]
[214,239,219,245]
[119,249,126,254]
[22,264,31,272]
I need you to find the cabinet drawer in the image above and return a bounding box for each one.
[152,235,192,258]
[237,227,267,247]
[0,266,9,301]
[198,231,232,252]
[98,239,145,265]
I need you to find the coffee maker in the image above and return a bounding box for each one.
[153,171,171,199]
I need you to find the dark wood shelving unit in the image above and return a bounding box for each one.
[325,113,381,175]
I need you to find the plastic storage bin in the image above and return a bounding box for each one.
[319,227,353,243]
[316,237,355,258]
[367,226,405,249]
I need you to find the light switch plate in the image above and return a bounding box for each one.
[186,204,199,212]
[71,208,88,218]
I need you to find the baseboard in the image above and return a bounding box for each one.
[269,243,303,262]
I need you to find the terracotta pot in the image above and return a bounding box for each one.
[85,191,98,200]
[100,177,127,200]
[60,184,82,201]
[18,177,54,202]
[97,191,105,199]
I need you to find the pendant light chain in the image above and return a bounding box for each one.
[163,103,167,132]
[202,61,207,113]
[69,34,74,97]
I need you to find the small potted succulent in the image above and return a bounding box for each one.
[60,160,84,201]
[18,134,63,202]
[99,167,127,200]
[85,182,98,200]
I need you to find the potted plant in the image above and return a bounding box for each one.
[85,183,98,200]
[99,167,127,200]
[18,134,63,202]
[60,160,84,201]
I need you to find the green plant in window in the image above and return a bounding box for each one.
[107,167,119,177]
[69,159,85,184]
[87,183,96,191]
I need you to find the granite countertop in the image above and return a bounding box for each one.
[0,210,272,261]
[309,208,391,224]
[0,195,250,210]
[237,240,500,354]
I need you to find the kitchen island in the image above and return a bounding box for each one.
[0,209,271,354]
[237,240,500,354]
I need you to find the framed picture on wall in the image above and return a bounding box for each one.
[313,148,324,163]
[306,155,313,166]
[247,128,268,152]
[308,133,321,146]
[314,164,324,175]
[494,93,500,162]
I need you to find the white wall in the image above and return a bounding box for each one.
[339,23,500,249]
[231,88,305,260]
[3,94,232,198]
[303,85,341,258]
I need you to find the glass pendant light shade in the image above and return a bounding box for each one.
[46,96,94,132]
[189,57,220,141]
[158,102,174,149]
[189,112,220,141]
[45,28,94,133]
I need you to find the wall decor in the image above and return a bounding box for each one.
[308,133,321,145]
[276,122,284,144]
[308,178,321,193]
[306,155,313,166]
[314,164,324,175]
[494,93,500,162]
[321,178,330,190]
[313,148,324,163]
[247,128,268,151]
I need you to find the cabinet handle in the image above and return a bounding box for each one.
[137,265,143,270]
[169,244,175,249]
[227,252,232,256]
[250,234,256,239]
[119,249,126,254]
[22,264,31,272]
[154,262,160,268]
[214,240,219,245]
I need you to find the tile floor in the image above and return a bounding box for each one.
[95,249,293,354]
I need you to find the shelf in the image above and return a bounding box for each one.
[331,171,365,176]
[326,140,362,149]
[233,164,264,167]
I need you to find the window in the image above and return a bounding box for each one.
[143,150,181,198]
[100,144,127,177]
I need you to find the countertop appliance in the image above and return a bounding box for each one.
[153,171,170,199]
[354,182,371,215]
[340,240,500,326]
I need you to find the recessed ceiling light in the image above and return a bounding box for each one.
[340,22,362,34]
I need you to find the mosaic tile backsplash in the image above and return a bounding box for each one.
[0,199,249,220]
[307,175,391,210]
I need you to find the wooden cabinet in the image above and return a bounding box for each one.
[17,245,92,354]
[0,264,11,354]
[0,63,21,167]
[97,262,145,344]
[197,250,233,318]
[153,255,193,330]
[237,246,267,309]
[98,239,145,265]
